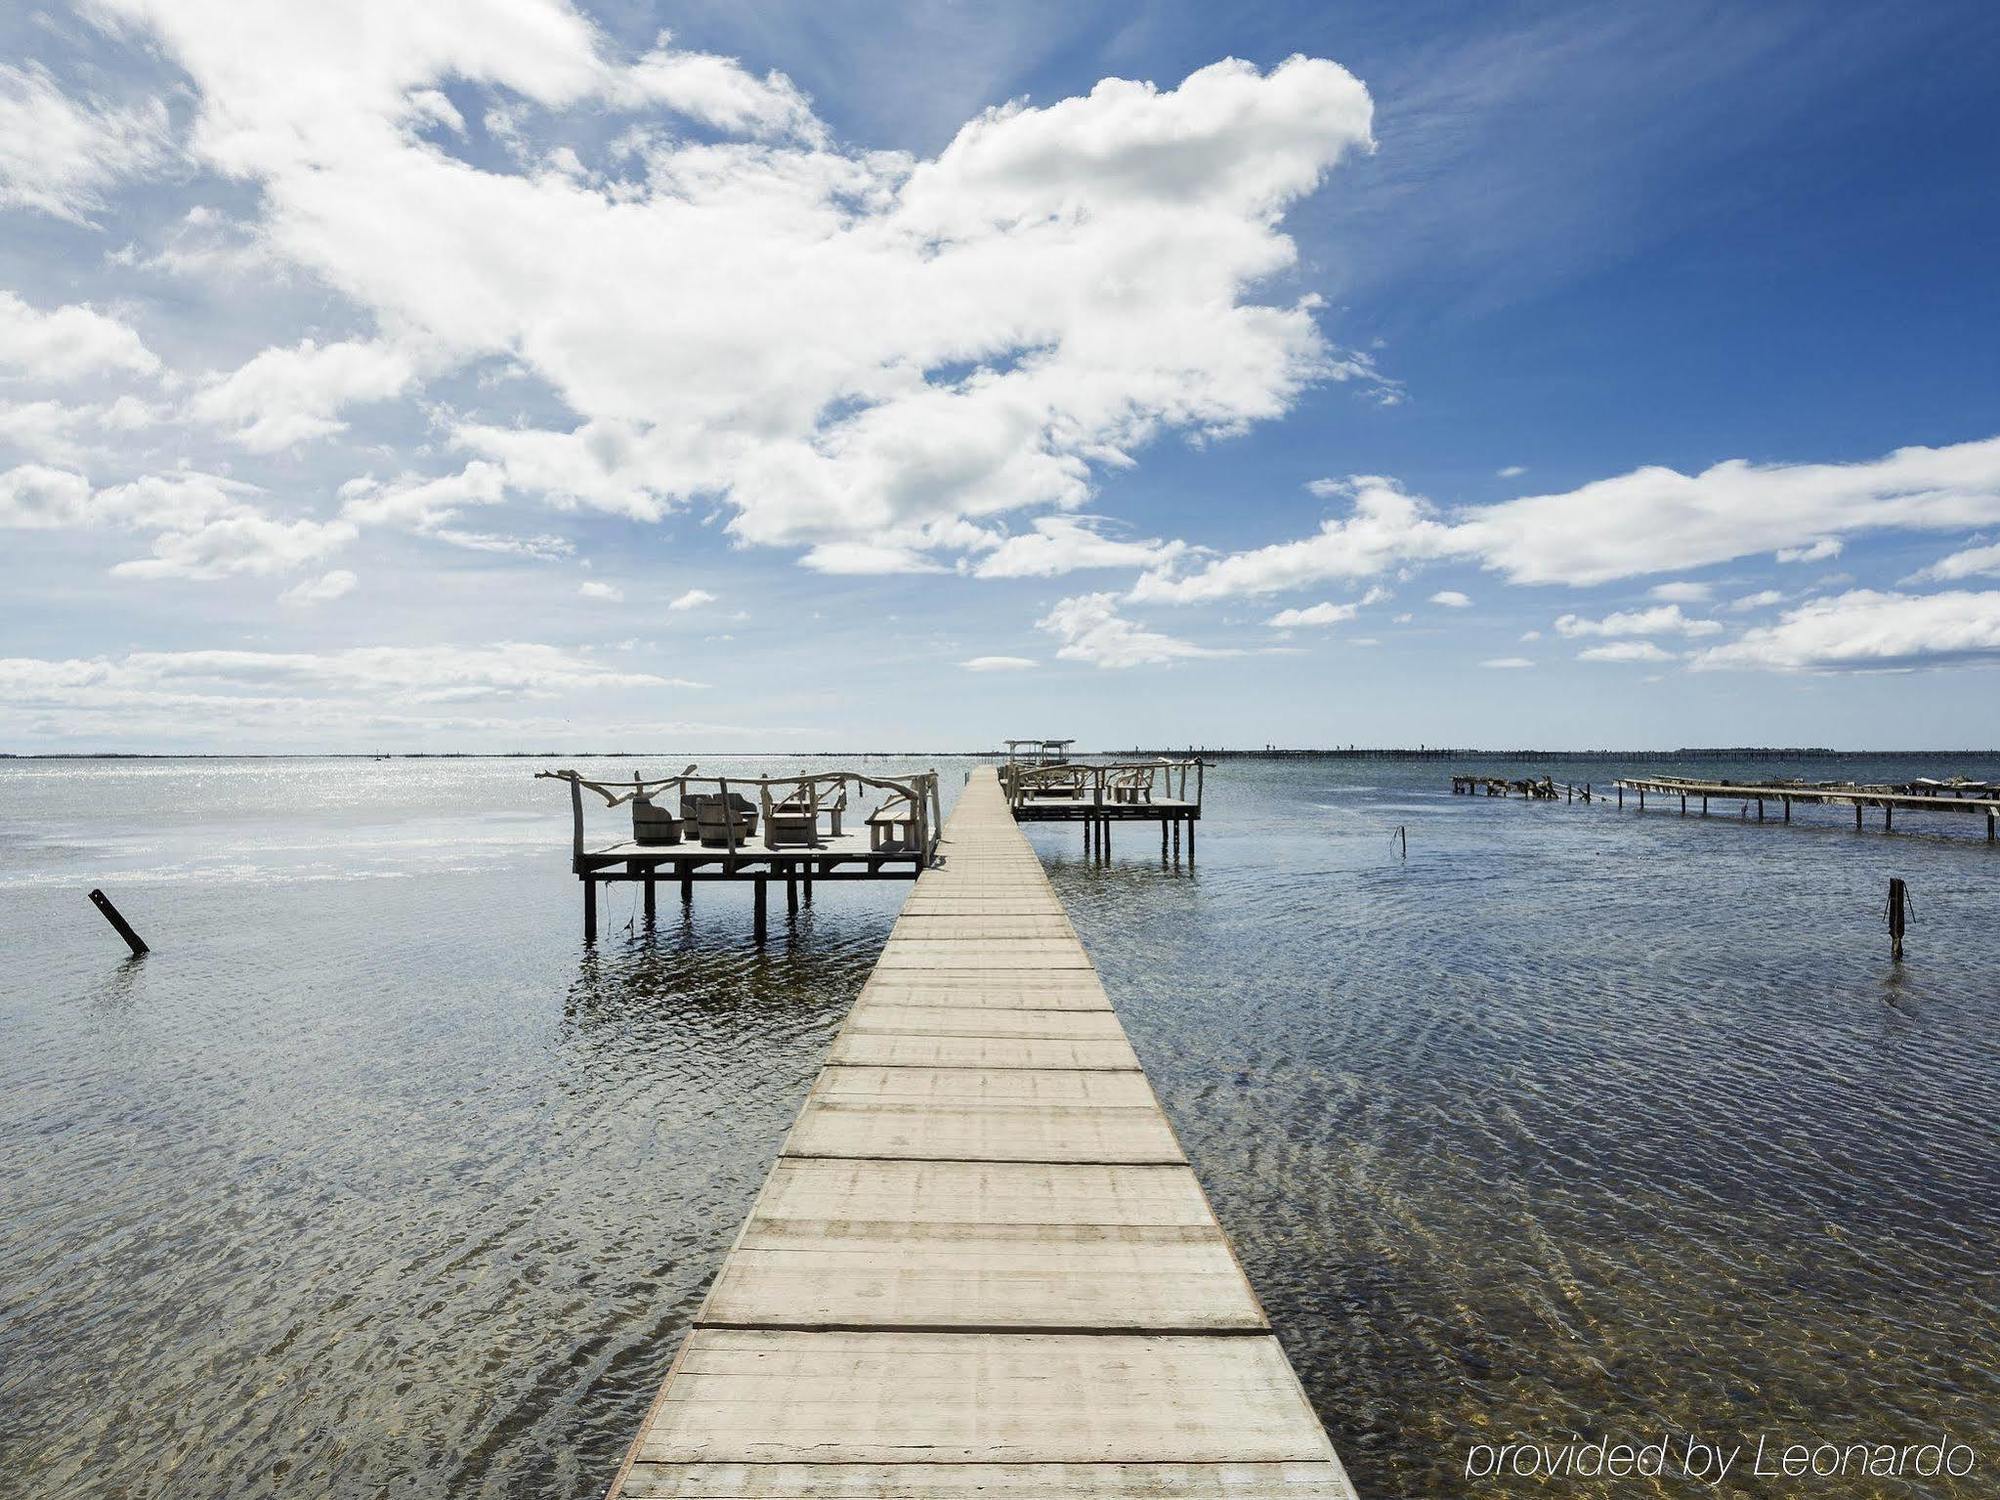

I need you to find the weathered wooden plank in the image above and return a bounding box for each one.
[636,1332,1339,1465]
[842,1006,1127,1039]
[827,1032,1142,1070]
[622,1460,1356,1499]
[745,1159,1219,1227]
[808,1067,1154,1106]
[783,1098,1185,1163]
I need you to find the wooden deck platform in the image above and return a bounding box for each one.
[1614,775,2000,838]
[604,768,1356,1499]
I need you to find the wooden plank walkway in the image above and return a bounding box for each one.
[605,768,1355,1499]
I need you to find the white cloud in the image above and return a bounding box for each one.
[1142,435,2000,600]
[1648,580,1711,603]
[1730,588,1786,611]
[800,541,950,575]
[1518,628,1542,641]
[1577,640,1675,663]
[1496,464,1526,478]
[1553,604,1720,638]
[1,464,355,578]
[1272,588,1384,628]
[192,338,416,451]
[1907,541,2000,583]
[94,6,1376,566]
[1693,589,2000,672]
[579,579,623,602]
[962,655,1036,671]
[1480,656,1533,668]
[1430,589,1471,608]
[1133,476,1455,602]
[668,588,716,610]
[0,63,172,222]
[1775,537,1842,564]
[1268,600,1358,628]
[972,516,1185,579]
[0,292,160,382]
[279,568,357,605]
[1037,592,1234,669]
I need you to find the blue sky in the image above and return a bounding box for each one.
[4,0,1999,752]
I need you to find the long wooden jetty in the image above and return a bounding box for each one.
[1614,774,2000,838]
[602,767,1356,1498]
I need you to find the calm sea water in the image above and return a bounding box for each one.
[1,754,1995,1498]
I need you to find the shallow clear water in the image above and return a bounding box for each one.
[2,754,1995,1498]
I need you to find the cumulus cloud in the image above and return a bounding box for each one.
[0,63,173,222]
[1037,592,1234,669]
[1648,580,1710,603]
[1577,640,1675,663]
[1553,604,1720,638]
[972,517,1186,579]
[91,2,1376,567]
[1430,589,1471,608]
[962,655,1035,671]
[0,464,355,578]
[1907,541,2000,583]
[0,293,161,383]
[1139,435,2000,601]
[1268,600,1357,628]
[1480,656,1533,668]
[1496,464,1526,478]
[578,579,623,601]
[1730,588,1786,611]
[1693,589,2000,672]
[668,588,716,610]
[279,568,357,605]
[192,338,417,451]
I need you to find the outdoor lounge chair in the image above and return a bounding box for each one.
[631,791,682,844]
[693,792,758,847]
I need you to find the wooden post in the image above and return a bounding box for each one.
[1187,818,1195,866]
[754,876,767,943]
[1680,793,1686,815]
[681,872,693,904]
[1701,795,1708,816]
[1855,802,1863,831]
[1617,785,1623,809]
[803,869,814,903]
[1398,826,1407,859]
[1989,809,1996,843]
[87,888,148,957]
[786,872,798,917]
[1783,797,1791,823]
[1172,818,1180,861]
[583,876,597,944]
[1885,803,1893,833]
[1638,789,1645,811]
[1756,798,1764,822]
[1161,819,1169,862]
[644,874,656,923]
[1887,877,1908,960]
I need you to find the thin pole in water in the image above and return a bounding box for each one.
[88,888,148,957]
[1887,877,1910,960]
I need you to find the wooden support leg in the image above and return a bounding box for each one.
[786,873,798,917]
[1885,804,1893,832]
[754,877,768,943]
[803,870,814,903]
[1680,794,1687,815]
[1083,820,1090,856]
[1617,786,1624,809]
[1783,798,1791,823]
[681,872,693,905]
[1162,819,1169,862]
[643,875,656,923]
[1172,819,1180,861]
[1757,798,1765,822]
[1187,819,1195,866]
[1988,809,1995,842]
[1855,803,1863,831]
[583,876,597,944]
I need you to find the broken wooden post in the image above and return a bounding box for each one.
[1887,877,1909,960]
[87,888,148,957]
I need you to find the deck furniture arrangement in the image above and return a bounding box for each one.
[597,768,1356,1499]
[538,766,944,942]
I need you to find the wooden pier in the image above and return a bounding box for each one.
[541,769,942,942]
[602,768,1356,1498]
[1614,774,2000,839]
[1004,757,1205,863]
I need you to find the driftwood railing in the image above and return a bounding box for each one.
[536,767,943,868]
[1000,758,1205,811]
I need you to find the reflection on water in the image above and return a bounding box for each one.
[3,754,1997,1498]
